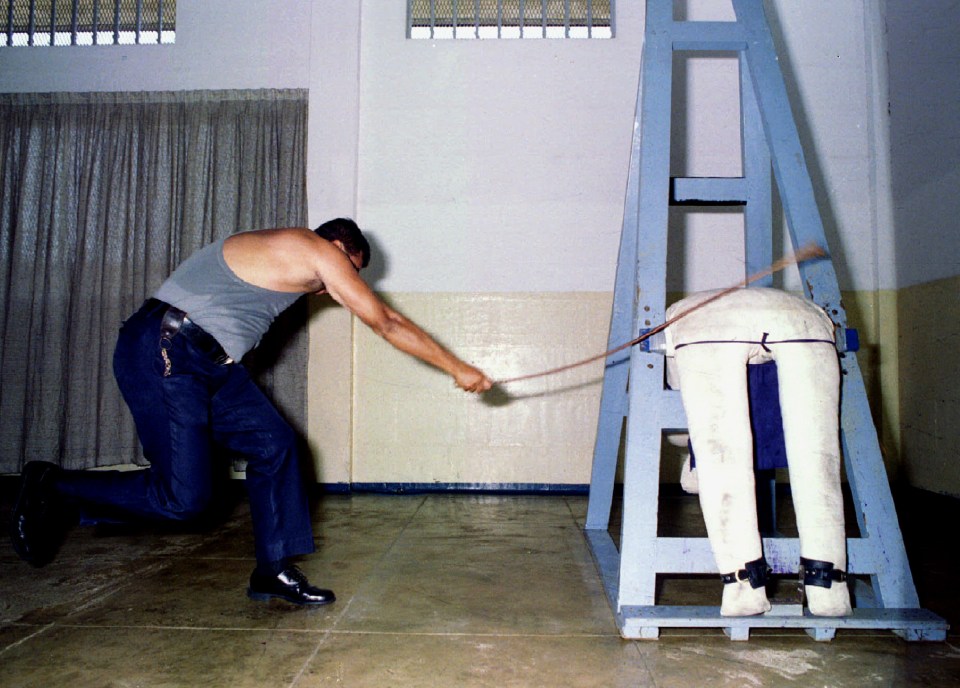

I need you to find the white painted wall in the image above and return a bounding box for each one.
[0,0,892,294]
[356,1,641,293]
[885,0,960,288]
[764,0,893,292]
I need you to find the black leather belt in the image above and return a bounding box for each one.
[146,298,233,365]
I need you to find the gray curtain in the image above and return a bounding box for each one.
[0,89,309,473]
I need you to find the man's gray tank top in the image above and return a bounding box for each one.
[154,237,302,361]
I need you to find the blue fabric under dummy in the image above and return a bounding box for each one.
[689,360,788,470]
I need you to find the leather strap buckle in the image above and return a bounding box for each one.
[720,556,770,590]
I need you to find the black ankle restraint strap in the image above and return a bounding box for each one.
[720,556,770,589]
[800,557,847,588]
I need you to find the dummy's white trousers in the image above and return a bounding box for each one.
[666,288,852,617]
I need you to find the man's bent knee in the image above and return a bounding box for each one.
[154,486,212,521]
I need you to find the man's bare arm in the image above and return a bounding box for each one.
[316,239,492,393]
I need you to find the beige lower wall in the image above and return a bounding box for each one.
[305,300,355,485]
[897,275,960,497]
[305,289,920,490]
[306,292,614,486]
[350,293,613,486]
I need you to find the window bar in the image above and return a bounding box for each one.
[429,0,436,39]
[48,0,56,46]
[610,0,616,38]
[564,0,571,38]
[540,0,546,38]
[136,0,144,43]
[113,0,121,45]
[158,0,165,38]
[473,0,479,39]
[27,0,35,45]
[6,1,13,46]
[92,0,101,44]
[71,0,80,45]
[497,0,503,38]
[518,0,524,37]
[587,0,593,38]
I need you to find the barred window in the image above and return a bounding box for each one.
[2,0,176,47]
[408,0,614,39]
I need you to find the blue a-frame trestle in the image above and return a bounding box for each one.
[584,0,948,641]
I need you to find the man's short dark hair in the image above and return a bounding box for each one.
[313,218,371,268]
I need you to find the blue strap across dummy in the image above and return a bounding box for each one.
[689,360,788,470]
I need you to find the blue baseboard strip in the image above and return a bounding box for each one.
[315,482,590,496]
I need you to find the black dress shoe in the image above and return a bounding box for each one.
[247,565,336,606]
[10,461,64,567]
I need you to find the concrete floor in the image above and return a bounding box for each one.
[1,480,958,687]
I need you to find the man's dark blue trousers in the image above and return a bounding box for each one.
[55,299,316,565]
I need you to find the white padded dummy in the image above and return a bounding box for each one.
[665,288,852,617]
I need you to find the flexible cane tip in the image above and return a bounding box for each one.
[796,243,827,261]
